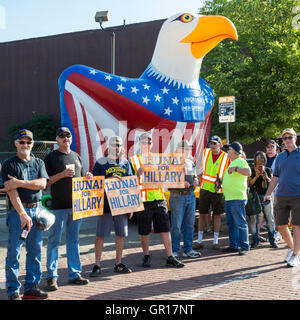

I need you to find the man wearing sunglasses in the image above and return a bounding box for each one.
[264,128,300,267]
[130,132,184,268]
[44,127,91,291]
[2,129,49,300]
[194,135,230,251]
[90,136,133,276]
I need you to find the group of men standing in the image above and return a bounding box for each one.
[2,126,299,300]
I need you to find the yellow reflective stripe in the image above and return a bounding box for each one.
[218,153,228,179]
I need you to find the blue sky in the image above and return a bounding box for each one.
[0,0,205,43]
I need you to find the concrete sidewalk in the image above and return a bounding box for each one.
[1,210,300,301]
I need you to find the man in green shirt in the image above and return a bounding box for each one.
[222,142,251,255]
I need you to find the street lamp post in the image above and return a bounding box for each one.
[95,11,126,75]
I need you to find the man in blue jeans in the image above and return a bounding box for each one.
[221,142,251,255]
[2,129,49,300]
[44,127,92,291]
[169,140,200,259]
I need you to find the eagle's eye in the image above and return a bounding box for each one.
[179,14,194,23]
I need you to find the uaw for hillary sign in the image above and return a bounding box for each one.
[72,176,104,220]
[141,153,185,189]
[105,176,144,216]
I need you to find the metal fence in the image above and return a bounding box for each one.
[0,141,57,163]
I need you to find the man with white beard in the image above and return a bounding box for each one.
[2,129,49,300]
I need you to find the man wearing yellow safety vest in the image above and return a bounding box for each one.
[193,136,230,250]
[130,132,184,268]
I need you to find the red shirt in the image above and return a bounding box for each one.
[212,151,222,163]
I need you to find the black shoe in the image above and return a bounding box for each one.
[90,265,101,277]
[166,256,185,268]
[46,278,58,291]
[251,243,259,249]
[68,275,89,285]
[142,255,151,268]
[239,248,249,255]
[8,293,22,300]
[270,242,279,248]
[23,285,48,300]
[114,263,132,273]
[222,247,239,253]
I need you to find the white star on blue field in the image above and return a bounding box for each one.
[86,64,214,122]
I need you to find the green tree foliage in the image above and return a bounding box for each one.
[6,113,56,151]
[200,0,300,143]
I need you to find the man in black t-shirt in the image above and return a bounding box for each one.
[2,129,49,300]
[44,127,91,291]
[89,136,134,277]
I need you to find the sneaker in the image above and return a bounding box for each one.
[89,265,101,277]
[142,255,151,268]
[166,256,185,268]
[287,254,300,267]
[284,248,294,263]
[68,275,89,285]
[238,248,249,255]
[114,263,132,273]
[23,285,48,300]
[259,236,267,242]
[275,231,282,242]
[182,250,201,258]
[192,242,204,250]
[212,243,220,250]
[46,278,58,291]
[172,252,179,259]
[270,242,279,249]
[222,246,239,253]
[8,293,22,300]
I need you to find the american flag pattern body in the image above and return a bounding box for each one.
[58,63,213,173]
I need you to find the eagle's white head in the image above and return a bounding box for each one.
[150,13,238,88]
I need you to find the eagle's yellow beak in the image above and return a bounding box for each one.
[181,15,238,59]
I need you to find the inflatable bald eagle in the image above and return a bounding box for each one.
[58,13,238,172]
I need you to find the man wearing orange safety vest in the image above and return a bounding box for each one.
[130,132,184,268]
[193,135,230,250]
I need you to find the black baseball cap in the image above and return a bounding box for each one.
[56,127,71,137]
[16,129,33,140]
[209,135,222,144]
[228,141,243,154]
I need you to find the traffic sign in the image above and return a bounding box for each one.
[219,96,235,123]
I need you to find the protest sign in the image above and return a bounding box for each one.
[105,176,144,216]
[141,153,185,189]
[72,176,104,220]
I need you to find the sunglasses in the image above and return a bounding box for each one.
[18,140,33,145]
[58,133,71,139]
[266,145,275,149]
[209,141,218,145]
[282,136,294,141]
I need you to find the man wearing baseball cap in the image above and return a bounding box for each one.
[2,129,49,299]
[130,132,184,268]
[264,128,300,267]
[44,127,91,291]
[194,135,230,250]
